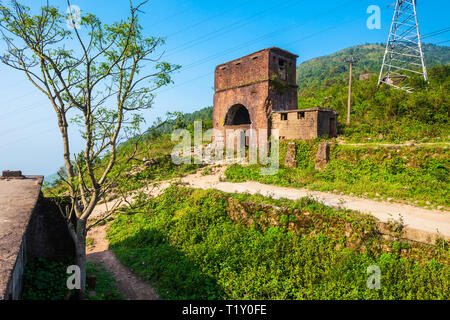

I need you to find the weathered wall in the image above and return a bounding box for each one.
[272,110,318,140]
[26,196,76,262]
[212,48,338,145]
[317,110,338,138]
[267,49,298,111]
[215,49,270,92]
[213,82,270,135]
[213,47,298,146]
[0,175,75,300]
[272,108,338,140]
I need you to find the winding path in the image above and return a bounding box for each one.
[87,164,450,298]
[86,222,159,300]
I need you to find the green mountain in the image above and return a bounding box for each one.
[151,43,449,142]
[296,43,450,91]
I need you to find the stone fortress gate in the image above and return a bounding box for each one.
[212,47,338,145]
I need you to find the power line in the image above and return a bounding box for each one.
[0,0,337,112]
[434,39,450,45]
[163,0,302,59]
[0,1,363,148]
[0,0,265,105]
[0,98,47,118]
[164,1,254,39]
[157,8,369,95]
[421,27,450,39]
[2,0,446,147]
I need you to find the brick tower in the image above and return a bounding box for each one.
[213,47,298,143]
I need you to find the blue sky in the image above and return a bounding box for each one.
[0,0,449,176]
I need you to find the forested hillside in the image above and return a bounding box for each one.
[296,43,450,91]
[166,44,450,142]
[296,44,450,141]
[149,106,213,134]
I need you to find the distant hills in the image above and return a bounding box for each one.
[296,43,450,91]
[151,43,450,135]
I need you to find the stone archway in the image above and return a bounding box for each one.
[224,104,251,126]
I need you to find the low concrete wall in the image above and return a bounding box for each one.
[26,196,76,262]
[0,176,75,300]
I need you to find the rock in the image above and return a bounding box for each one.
[1,170,23,179]
[88,290,97,298]
[144,159,158,167]
[284,142,298,168]
[315,142,330,170]
[106,193,118,201]
[87,274,97,289]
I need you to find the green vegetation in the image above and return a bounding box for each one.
[21,258,122,300]
[297,44,450,142]
[21,258,73,300]
[107,186,449,300]
[152,106,213,134]
[38,44,449,301]
[85,263,123,300]
[296,43,450,92]
[43,106,214,198]
[225,140,449,208]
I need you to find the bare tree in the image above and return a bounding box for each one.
[0,0,179,296]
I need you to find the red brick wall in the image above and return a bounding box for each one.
[213,48,299,143]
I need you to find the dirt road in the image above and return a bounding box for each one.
[86,222,159,300]
[87,165,449,299]
[92,166,450,239]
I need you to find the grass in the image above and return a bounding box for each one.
[43,133,203,198]
[21,258,122,300]
[107,186,450,300]
[224,140,449,208]
[85,263,123,300]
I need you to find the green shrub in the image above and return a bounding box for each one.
[225,143,449,207]
[21,258,122,300]
[108,187,450,300]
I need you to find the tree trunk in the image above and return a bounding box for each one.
[75,218,87,299]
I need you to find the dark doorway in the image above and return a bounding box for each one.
[224,104,251,125]
[329,117,336,137]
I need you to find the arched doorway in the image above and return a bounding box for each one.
[224,104,251,125]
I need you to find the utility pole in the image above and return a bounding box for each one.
[344,53,359,125]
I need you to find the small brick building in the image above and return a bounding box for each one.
[213,47,338,143]
[272,107,338,140]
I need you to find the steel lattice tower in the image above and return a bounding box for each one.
[378,0,427,92]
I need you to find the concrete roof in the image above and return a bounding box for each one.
[0,176,43,297]
[272,107,338,114]
[216,47,299,68]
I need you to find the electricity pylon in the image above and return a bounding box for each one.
[378,0,427,93]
